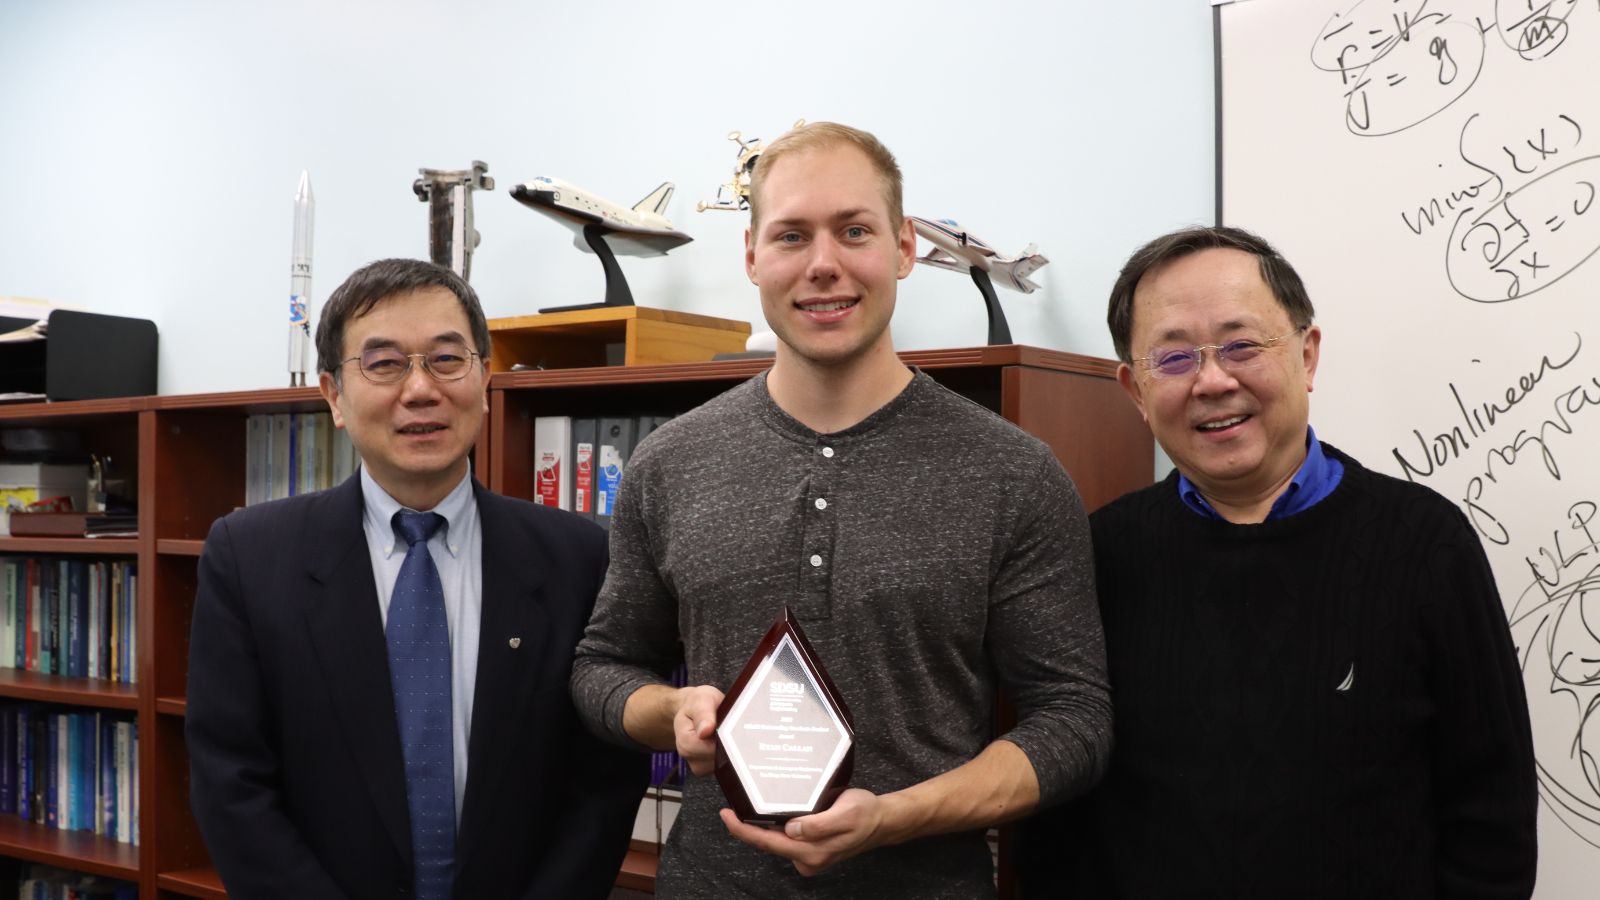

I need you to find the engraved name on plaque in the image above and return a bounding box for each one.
[715,607,854,825]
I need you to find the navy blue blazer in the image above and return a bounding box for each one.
[187,475,646,900]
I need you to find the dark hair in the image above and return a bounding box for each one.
[1106,225,1315,363]
[315,258,491,377]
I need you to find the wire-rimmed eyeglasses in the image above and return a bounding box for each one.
[338,345,484,385]
[1133,327,1306,379]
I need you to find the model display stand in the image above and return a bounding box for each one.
[487,308,751,373]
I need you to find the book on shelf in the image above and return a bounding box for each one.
[245,415,265,507]
[99,715,114,842]
[13,862,138,899]
[538,412,674,528]
[65,567,83,680]
[0,463,89,538]
[123,720,137,843]
[532,417,572,510]
[594,418,635,531]
[269,413,291,501]
[246,412,359,505]
[87,564,99,680]
[650,662,689,789]
[121,568,135,685]
[571,418,596,521]
[7,512,137,539]
[636,414,671,446]
[46,711,59,830]
[0,703,137,845]
[0,708,12,814]
[1,565,12,670]
[0,559,136,682]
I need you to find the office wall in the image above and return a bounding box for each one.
[0,0,1214,396]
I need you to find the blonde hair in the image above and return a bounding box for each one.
[748,121,903,230]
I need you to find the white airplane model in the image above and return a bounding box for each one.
[909,216,1049,293]
[510,176,693,256]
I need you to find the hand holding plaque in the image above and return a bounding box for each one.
[714,607,855,826]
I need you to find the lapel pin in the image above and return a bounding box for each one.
[508,637,522,649]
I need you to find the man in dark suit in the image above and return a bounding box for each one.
[187,258,645,900]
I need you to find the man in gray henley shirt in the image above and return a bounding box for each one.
[571,121,1111,898]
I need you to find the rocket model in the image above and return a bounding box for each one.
[288,170,314,387]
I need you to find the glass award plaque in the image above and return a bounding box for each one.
[715,607,855,826]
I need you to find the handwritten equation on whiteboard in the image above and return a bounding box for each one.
[1311,1,1600,302]
[1313,0,1587,137]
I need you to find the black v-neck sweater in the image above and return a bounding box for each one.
[1022,444,1537,899]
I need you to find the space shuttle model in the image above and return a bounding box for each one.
[511,177,693,257]
[511,176,694,311]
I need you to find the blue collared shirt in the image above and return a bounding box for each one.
[1178,426,1344,521]
[361,467,483,825]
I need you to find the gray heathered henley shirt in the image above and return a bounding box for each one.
[572,369,1111,898]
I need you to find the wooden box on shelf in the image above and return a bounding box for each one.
[487,307,752,373]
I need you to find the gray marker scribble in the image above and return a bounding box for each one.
[1511,502,1600,847]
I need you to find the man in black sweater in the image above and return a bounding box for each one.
[1019,226,1537,898]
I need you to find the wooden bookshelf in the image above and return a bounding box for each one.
[489,345,1147,514]
[0,397,149,425]
[0,669,138,710]
[616,844,659,892]
[0,390,336,896]
[0,346,1149,897]
[0,814,140,881]
[153,541,203,558]
[0,538,139,555]
[0,396,145,892]
[141,389,329,899]
[155,867,225,900]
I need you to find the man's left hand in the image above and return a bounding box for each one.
[719,789,891,876]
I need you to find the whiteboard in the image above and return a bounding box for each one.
[1219,0,1600,895]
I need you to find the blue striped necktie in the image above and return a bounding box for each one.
[387,510,455,900]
